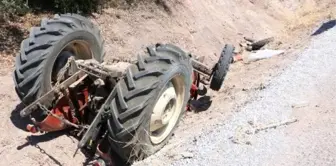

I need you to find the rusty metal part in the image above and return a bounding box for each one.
[78,106,104,148]
[76,60,126,79]
[186,58,217,111]
[55,57,74,86]
[191,59,213,76]
[38,103,80,129]
[200,76,210,85]
[78,89,116,149]
[109,57,134,63]
[197,85,207,96]
[70,74,88,88]
[25,87,89,133]
[27,88,88,133]
[21,58,129,118]
[20,70,86,117]
[191,58,214,86]
[190,71,200,100]
[187,71,201,111]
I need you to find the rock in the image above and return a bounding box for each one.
[246,45,253,51]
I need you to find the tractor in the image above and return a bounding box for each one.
[13,14,234,165]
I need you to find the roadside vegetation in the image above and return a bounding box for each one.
[0,0,154,63]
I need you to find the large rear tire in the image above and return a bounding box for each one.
[106,44,193,163]
[13,14,104,105]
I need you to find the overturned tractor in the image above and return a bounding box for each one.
[13,14,234,165]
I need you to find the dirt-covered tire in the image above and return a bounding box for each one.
[13,14,104,105]
[106,44,193,163]
[210,44,234,91]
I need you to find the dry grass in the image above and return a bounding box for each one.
[285,1,335,32]
[0,13,51,66]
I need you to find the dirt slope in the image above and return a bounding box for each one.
[94,0,334,64]
[0,0,335,165]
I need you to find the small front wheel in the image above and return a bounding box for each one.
[210,44,234,91]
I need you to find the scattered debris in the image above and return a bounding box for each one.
[246,49,285,62]
[232,36,282,64]
[245,45,253,52]
[255,83,266,90]
[246,118,298,134]
[229,136,252,145]
[239,42,248,48]
[229,125,252,145]
[247,120,255,126]
[192,137,197,143]
[291,102,309,108]
[241,83,266,92]
[232,53,243,63]
[250,37,274,50]
[242,88,248,91]
[245,141,252,145]
[181,152,194,159]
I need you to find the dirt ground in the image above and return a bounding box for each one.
[0,0,335,165]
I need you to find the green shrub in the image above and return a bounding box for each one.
[0,0,155,21]
[0,0,30,21]
[0,0,113,19]
[27,0,107,14]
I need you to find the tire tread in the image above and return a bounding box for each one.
[107,44,193,163]
[13,14,104,104]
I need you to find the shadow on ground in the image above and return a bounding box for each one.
[16,131,67,166]
[11,102,128,166]
[10,103,32,131]
[190,96,213,113]
[11,103,66,165]
[312,19,336,36]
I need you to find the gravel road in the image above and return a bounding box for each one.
[136,26,336,166]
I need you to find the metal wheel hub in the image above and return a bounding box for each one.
[52,40,93,86]
[150,85,176,132]
[149,79,184,145]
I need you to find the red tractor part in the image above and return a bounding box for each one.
[26,87,89,133]
[187,71,201,111]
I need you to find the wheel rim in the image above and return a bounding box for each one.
[150,75,185,145]
[51,40,93,85]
